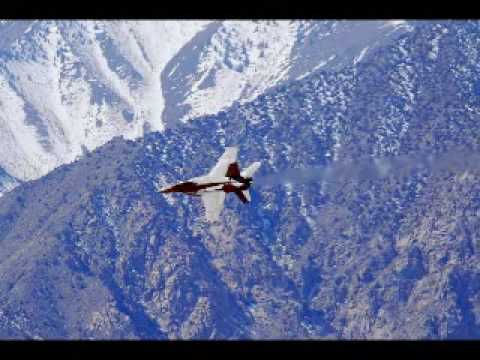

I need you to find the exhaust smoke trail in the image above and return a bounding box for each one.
[255,148,480,190]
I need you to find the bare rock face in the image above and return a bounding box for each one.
[0,21,479,339]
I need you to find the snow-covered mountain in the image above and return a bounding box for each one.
[0,20,209,183]
[0,20,410,187]
[1,21,479,339]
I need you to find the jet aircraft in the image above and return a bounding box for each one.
[160,147,261,222]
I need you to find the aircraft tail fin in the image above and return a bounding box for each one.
[241,161,261,178]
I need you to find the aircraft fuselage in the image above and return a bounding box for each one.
[160,148,261,217]
[160,177,251,196]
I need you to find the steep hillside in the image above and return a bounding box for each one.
[0,21,479,339]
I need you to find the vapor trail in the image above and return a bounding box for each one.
[255,148,480,189]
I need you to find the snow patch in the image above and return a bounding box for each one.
[354,46,369,65]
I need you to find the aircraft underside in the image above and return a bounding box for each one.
[160,147,261,221]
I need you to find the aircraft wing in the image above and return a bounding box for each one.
[207,147,238,180]
[201,191,226,222]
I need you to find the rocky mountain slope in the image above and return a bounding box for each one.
[0,20,409,186]
[0,168,18,197]
[0,21,479,339]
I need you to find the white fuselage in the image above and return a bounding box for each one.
[192,176,244,194]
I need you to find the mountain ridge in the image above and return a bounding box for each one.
[0,20,409,187]
[1,20,479,339]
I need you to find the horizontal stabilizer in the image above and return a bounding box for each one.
[242,190,251,202]
[241,161,261,178]
[234,189,248,203]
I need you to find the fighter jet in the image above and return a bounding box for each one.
[160,147,261,222]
